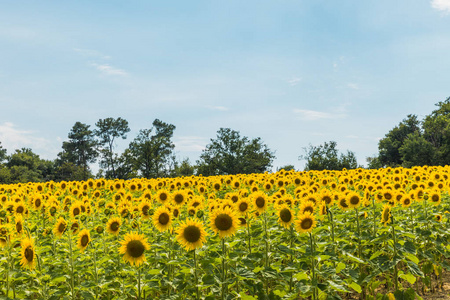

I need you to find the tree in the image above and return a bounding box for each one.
[299,141,358,171]
[173,158,195,177]
[128,119,176,178]
[277,164,296,172]
[6,148,54,183]
[377,114,421,167]
[58,122,98,180]
[0,141,6,163]
[94,117,130,178]
[196,128,275,176]
[399,132,436,167]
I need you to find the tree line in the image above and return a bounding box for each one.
[0,118,276,183]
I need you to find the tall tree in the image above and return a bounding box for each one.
[6,148,54,183]
[196,128,275,176]
[128,119,176,178]
[300,141,358,171]
[94,117,130,178]
[58,122,98,180]
[377,114,421,167]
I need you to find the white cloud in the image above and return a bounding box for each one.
[74,48,111,59]
[288,77,302,86]
[347,83,359,90]
[91,63,128,76]
[431,0,450,13]
[206,105,229,111]
[174,136,207,152]
[0,122,55,159]
[293,109,346,121]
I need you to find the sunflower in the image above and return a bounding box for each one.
[106,217,122,235]
[156,190,170,204]
[119,232,150,266]
[70,202,82,219]
[252,191,268,213]
[235,198,251,216]
[77,229,91,252]
[299,200,315,215]
[20,237,36,270]
[171,190,187,207]
[346,192,361,209]
[277,205,294,228]
[295,212,316,234]
[435,214,443,222]
[210,206,239,239]
[15,214,24,235]
[0,224,11,247]
[337,196,349,211]
[139,201,152,220]
[152,206,172,232]
[176,219,208,251]
[381,205,391,225]
[401,195,412,208]
[53,217,67,238]
[429,190,441,206]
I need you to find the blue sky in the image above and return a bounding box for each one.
[1,0,450,171]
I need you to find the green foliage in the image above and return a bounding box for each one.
[127,119,176,178]
[196,128,275,176]
[94,117,130,178]
[300,141,358,171]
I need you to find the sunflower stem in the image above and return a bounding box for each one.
[289,225,294,292]
[326,206,336,267]
[263,211,270,295]
[92,244,99,300]
[194,249,199,300]
[168,230,172,295]
[309,232,316,300]
[246,215,251,254]
[221,238,227,300]
[68,230,75,300]
[391,214,399,291]
[137,265,141,300]
[372,198,377,238]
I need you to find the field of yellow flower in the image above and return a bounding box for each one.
[1,166,450,299]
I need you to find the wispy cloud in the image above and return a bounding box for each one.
[431,0,450,13]
[174,136,207,152]
[0,122,55,158]
[347,83,359,90]
[293,108,347,121]
[74,48,111,59]
[91,63,128,76]
[288,77,302,86]
[206,105,229,111]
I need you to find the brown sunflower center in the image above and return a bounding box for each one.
[300,218,313,230]
[158,213,170,225]
[73,207,80,216]
[159,193,168,201]
[431,194,440,202]
[58,222,66,233]
[384,193,392,200]
[404,199,411,206]
[183,225,201,243]
[339,199,348,208]
[24,246,34,262]
[323,196,332,205]
[279,208,292,223]
[215,214,233,231]
[174,194,184,204]
[255,197,265,208]
[127,240,145,258]
[16,206,24,214]
[142,205,149,215]
[71,223,79,233]
[303,206,314,214]
[81,235,89,247]
[16,222,22,233]
[350,196,360,205]
[35,199,41,208]
[110,221,120,232]
[239,202,248,212]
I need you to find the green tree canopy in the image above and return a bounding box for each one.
[196,128,275,176]
[300,141,358,171]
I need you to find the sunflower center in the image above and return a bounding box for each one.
[73,207,80,216]
[16,222,22,233]
[384,193,392,200]
[24,246,34,262]
[174,194,184,204]
[81,235,89,247]
[173,209,179,218]
[301,218,313,230]
[58,222,66,233]
[110,221,120,232]
[255,197,265,208]
[303,207,314,214]
[16,206,24,214]
[404,199,411,206]
[71,223,79,233]
[340,199,348,208]
[160,193,168,201]
[215,214,233,231]
[142,205,149,215]
[323,196,332,205]
[280,208,292,223]
[239,202,248,212]
[35,199,41,208]
[159,213,170,225]
[183,225,201,243]
[350,196,360,205]
[127,240,145,258]
[431,194,440,202]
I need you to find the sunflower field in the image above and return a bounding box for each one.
[1,166,450,300]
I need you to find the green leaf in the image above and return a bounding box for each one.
[147,269,160,275]
[295,272,309,281]
[399,273,416,284]
[404,253,419,265]
[240,293,258,300]
[336,262,346,274]
[344,252,365,264]
[369,250,384,261]
[328,280,349,293]
[348,282,362,293]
